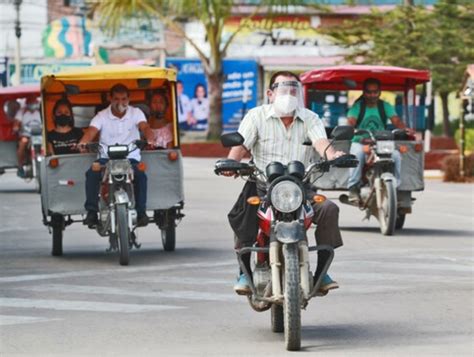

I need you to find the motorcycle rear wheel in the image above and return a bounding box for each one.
[378,179,397,236]
[271,304,284,333]
[283,243,301,351]
[116,204,130,266]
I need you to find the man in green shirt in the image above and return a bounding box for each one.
[347,78,409,201]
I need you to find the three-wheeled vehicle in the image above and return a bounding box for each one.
[0,84,42,191]
[40,65,184,264]
[300,65,431,235]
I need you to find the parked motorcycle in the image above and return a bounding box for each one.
[215,126,358,351]
[87,140,147,266]
[339,129,409,236]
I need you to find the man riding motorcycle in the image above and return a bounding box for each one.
[346,78,412,201]
[78,83,155,228]
[13,96,42,177]
[224,71,345,296]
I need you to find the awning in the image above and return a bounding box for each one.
[259,56,344,71]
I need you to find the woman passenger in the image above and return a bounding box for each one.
[147,90,173,149]
[47,98,84,155]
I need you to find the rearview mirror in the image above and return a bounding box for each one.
[343,78,357,89]
[330,125,354,141]
[221,132,244,148]
[65,84,80,95]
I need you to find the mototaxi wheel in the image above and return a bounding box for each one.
[395,212,406,230]
[51,214,64,256]
[156,209,176,252]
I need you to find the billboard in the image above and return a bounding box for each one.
[0,58,8,87]
[166,58,259,132]
[8,62,92,85]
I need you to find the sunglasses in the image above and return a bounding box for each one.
[364,89,381,95]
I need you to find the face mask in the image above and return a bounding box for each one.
[27,103,38,111]
[150,111,165,119]
[273,94,298,116]
[115,103,128,114]
[55,114,73,127]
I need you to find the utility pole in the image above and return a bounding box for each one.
[14,0,22,85]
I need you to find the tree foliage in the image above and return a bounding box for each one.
[323,0,474,136]
[89,0,307,139]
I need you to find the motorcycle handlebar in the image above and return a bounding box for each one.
[80,140,148,154]
[214,159,254,176]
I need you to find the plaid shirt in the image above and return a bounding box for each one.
[238,104,327,171]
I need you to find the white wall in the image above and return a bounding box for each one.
[0,0,48,59]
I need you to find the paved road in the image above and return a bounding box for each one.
[0,160,473,356]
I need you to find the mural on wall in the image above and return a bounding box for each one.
[42,16,93,58]
[185,15,345,59]
[8,62,92,85]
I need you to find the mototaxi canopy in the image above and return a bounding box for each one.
[40,65,178,140]
[0,84,41,141]
[300,65,430,91]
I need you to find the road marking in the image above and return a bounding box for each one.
[131,276,231,285]
[0,314,62,326]
[0,298,184,313]
[336,260,473,273]
[0,260,235,284]
[332,271,473,284]
[18,284,241,303]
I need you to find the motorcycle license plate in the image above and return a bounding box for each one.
[32,136,42,145]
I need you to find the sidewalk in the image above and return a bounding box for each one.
[424,170,443,180]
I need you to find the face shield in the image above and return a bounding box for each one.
[270,80,304,117]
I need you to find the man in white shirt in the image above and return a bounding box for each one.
[224,71,345,296]
[13,96,42,177]
[79,84,155,228]
[176,80,191,130]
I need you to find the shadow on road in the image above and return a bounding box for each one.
[299,322,449,352]
[47,246,230,267]
[340,226,472,238]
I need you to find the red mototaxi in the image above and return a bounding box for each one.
[0,84,41,171]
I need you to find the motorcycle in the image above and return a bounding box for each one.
[215,126,358,351]
[87,140,147,266]
[339,129,409,236]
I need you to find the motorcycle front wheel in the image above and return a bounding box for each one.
[378,179,397,236]
[116,204,130,266]
[283,243,301,351]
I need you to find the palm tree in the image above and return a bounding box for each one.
[90,0,306,140]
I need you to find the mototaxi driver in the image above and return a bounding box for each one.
[346,78,414,201]
[78,84,155,228]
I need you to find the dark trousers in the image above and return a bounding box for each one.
[85,158,147,214]
[311,199,343,249]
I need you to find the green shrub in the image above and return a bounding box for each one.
[441,154,474,182]
[454,128,474,152]
[433,119,474,136]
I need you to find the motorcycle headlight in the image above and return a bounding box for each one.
[376,141,395,155]
[109,160,131,175]
[270,181,303,213]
